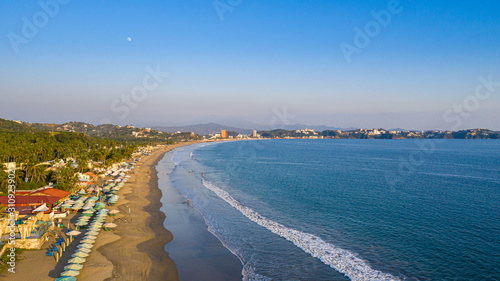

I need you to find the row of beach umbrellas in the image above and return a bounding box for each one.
[56,173,128,279]
[58,209,119,279]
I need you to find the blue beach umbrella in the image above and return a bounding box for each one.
[60,269,80,276]
[64,263,83,270]
[78,243,93,249]
[72,251,89,258]
[67,257,86,264]
[55,277,77,281]
[76,247,91,254]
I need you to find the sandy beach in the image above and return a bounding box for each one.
[1,141,235,281]
[78,144,182,281]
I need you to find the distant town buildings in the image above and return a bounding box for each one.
[221,130,228,138]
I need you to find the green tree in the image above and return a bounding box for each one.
[29,164,47,183]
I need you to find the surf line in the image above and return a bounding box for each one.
[201,179,401,281]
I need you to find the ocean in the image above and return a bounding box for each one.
[157,139,500,280]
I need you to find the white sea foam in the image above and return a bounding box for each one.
[202,179,401,281]
[171,152,179,165]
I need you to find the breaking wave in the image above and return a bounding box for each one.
[202,179,401,281]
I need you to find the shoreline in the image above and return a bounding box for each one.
[0,141,243,281]
[89,142,198,281]
[157,143,243,281]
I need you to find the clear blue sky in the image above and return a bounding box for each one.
[1,0,499,130]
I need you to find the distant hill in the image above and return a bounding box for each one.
[0,118,36,132]
[271,123,357,132]
[0,118,201,142]
[32,122,173,141]
[153,123,253,135]
[152,122,357,135]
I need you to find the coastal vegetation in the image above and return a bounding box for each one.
[0,118,201,194]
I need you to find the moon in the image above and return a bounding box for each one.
[127,37,132,42]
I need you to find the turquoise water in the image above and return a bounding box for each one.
[161,139,500,280]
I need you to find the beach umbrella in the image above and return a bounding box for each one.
[64,264,83,271]
[83,210,94,214]
[84,235,97,240]
[103,223,117,228]
[81,239,95,244]
[85,230,99,236]
[55,277,76,281]
[76,247,91,254]
[75,221,88,226]
[78,243,93,249]
[72,251,89,258]
[67,257,86,264]
[109,210,119,215]
[95,187,102,192]
[61,269,80,277]
[67,230,81,236]
[88,226,101,232]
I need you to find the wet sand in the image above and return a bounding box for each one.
[158,163,243,281]
[1,141,243,281]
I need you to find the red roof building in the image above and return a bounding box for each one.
[31,188,70,199]
[0,188,70,208]
[0,195,61,207]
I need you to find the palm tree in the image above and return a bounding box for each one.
[21,158,34,183]
[78,157,89,173]
[29,164,47,183]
